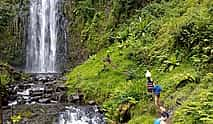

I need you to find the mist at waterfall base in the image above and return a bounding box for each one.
[56,106,105,124]
[26,0,66,73]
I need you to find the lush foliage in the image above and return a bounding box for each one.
[0,63,13,96]
[66,0,213,123]
[0,0,28,66]
[64,0,151,67]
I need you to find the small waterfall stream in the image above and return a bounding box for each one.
[56,106,105,124]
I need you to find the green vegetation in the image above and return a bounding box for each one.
[0,62,24,96]
[0,0,212,123]
[64,0,150,67]
[0,63,15,123]
[66,0,213,123]
[0,0,27,66]
[0,64,10,95]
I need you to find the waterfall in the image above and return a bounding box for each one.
[26,0,62,73]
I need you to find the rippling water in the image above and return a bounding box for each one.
[56,106,105,124]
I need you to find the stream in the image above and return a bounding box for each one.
[3,74,105,124]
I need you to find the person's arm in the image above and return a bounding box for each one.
[160,86,162,92]
[153,86,156,92]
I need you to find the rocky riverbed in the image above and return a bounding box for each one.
[2,74,105,124]
[5,74,68,106]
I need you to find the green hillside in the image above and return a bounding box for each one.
[66,0,213,123]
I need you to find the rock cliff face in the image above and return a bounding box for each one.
[0,0,29,67]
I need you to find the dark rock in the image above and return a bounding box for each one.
[18,84,26,90]
[59,93,68,103]
[79,94,84,101]
[8,95,17,101]
[13,71,22,80]
[56,84,67,92]
[30,91,43,97]
[175,77,194,89]
[45,88,54,93]
[118,103,134,123]
[2,97,9,106]
[44,94,52,98]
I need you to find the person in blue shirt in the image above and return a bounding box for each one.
[153,82,162,107]
[154,110,169,124]
[154,118,161,124]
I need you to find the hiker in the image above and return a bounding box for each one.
[154,106,169,124]
[160,106,170,122]
[153,82,162,107]
[154,111,169,124]
[102,54,117,70]
[145,70,154,93]
[102,54,112,71]
[103,54,112,65]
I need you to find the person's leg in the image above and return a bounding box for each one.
[155,95,158,106]
[157,94,160,106]
[155,94,160,107]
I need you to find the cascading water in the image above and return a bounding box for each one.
[56,106,105,124]
[26,0,63,73]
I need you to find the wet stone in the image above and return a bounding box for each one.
[72,95,80,101]
[88,100,96,105]
[31,96,42,101]
[30,91,43,97]
[56,85,67,92]
[38,98,50,103]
